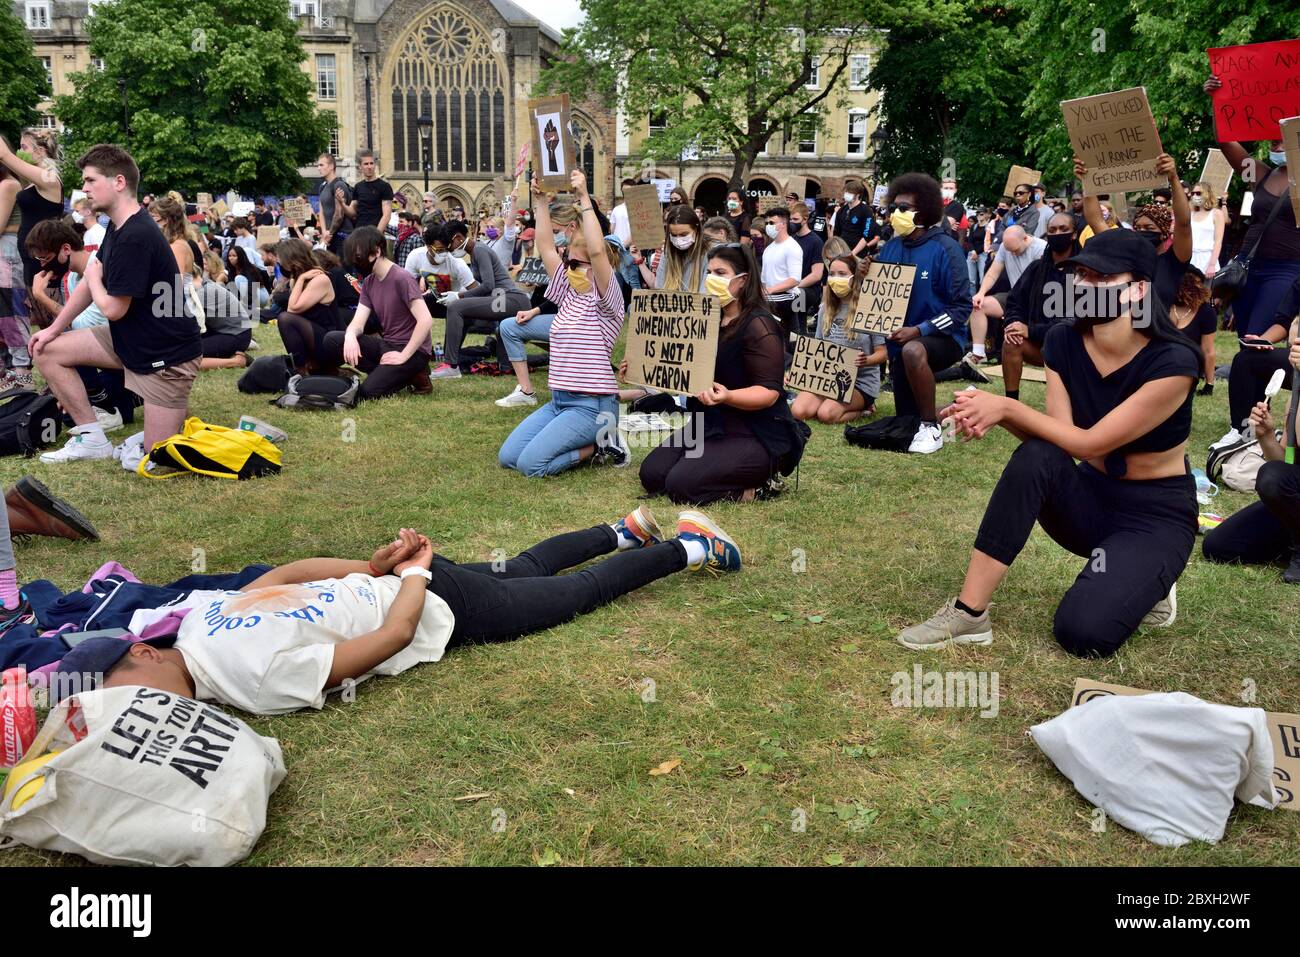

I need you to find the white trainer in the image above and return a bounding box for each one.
[495,385,538,407]
[908,422,943,454]
[1209,428,1242,450]
[93,406,124,433]
[39,431,115,464]
[1140,583,1177,628]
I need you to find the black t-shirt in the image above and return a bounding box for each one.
[792,229,825,314]
[1041,322,1197,476]
[254,210,275,227]
[1153,248,1190,311]
[834,202,868,250]
[943,200,967,239]
[98,208,202,373]
[353,178,395,229]
[1173,302,1216,345]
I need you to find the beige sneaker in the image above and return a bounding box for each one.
[1140,583,1176,627]
[897,598,993,650]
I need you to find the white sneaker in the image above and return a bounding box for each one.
[93,406,124,433]
[247,338,260,351]
[1140,583,1177,628]
[39,431,115,464]
[1210,428,1242,450]
[495,385,538,407]
[908,422,943,454]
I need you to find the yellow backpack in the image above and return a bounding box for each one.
[138,417,282,480]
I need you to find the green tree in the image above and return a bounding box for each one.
[55,0,334,196]
[0,8,50,144]
[866,2,1022,204]
[538,0,963,186]
[1017,0,1300,194]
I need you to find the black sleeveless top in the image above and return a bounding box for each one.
[16,185,64,285]
[1042,323,1198,477]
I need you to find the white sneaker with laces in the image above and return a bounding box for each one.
[1210,428,1243,450]
[908,422,943,454]
[93,406,124,433]
[39,431,115,464]
[495,385,538,407]
[1140,583,1177,627]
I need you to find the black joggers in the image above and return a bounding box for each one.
[973,439,1197,657]
[1227,346,1293,434]
[430,525,689,647]
[1203,459,1300,565]
[321,331,428,399]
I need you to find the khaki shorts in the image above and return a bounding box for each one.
[88,324,199,410]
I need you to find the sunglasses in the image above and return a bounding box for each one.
[886,202,915,214]
[1191,191,1204,196]
[1013,190,1030,196]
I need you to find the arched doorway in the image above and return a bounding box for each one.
[692,175,729,217]
[746,175,780,201]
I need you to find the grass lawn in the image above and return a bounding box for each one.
[3,323,1297,866]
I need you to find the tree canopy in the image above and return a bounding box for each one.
[0,8,50,145]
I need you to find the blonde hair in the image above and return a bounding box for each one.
[1194,180,1218,210]
[568,231,622,271]
[822,236,850,268]
[822,254,861,336]
[550,203,579,227]
[20,128,60,168]
[150,195,188,243]
[204,251,226,282]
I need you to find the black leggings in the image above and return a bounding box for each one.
[431,524,688,647]
[974,439,1197,657]
[200,328,252,358]
[277,312,332,371]
[320,331,428,399]
[1228,346,1292,432]
[1203,459,1300,565]
[640,426,775,505]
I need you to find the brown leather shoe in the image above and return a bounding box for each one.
[410,369,433,395]
[6,476,99,541]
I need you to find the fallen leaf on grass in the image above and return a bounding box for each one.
[807,615,825,624]
[649,758,681,776]
[535,847,562,866]
[840,643,859,653]
[823,852,845,866]
[453,792,492,802]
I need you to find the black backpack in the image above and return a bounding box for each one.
[272,374,360,411]
[238,355,294,394]
[0,389,63,457]
[844,414,921,453]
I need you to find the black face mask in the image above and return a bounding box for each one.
[1136,229,1164,246]
[45,252,71,278]
[1046,233,1075,254]
[354,254,376,277]
[1069,279,1130,330]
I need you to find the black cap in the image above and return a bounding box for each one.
[1062,227,1156,281]
[52,635,176,703]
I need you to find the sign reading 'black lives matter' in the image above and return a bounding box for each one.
[624,290,721,396]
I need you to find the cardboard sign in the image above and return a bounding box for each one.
[1281,115,1300,225]
[1071,678,1300,813]
[822,176,845,201]
[515,142,530,177]
[528,94,575,189]
[256,226,281,247]
[196,192,212,209]
[873,184,888,206]
[785,334,861,402]
[755,195,785,216]
[848,261,916,336]
[1003,165,1042,200]
[516,256,550,287]
[209,199,230,219]
[785,175,807,201]
[1199,148,1234,195]
[624,183,664,251]
[651,178,677,203]
[624,290,721,396]
[1062,87,1165,197]
[1208,39,1300,143]
[282,197,308,226]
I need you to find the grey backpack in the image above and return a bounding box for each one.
[273,374,361,411]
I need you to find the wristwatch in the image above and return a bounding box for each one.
[400,566,432,581]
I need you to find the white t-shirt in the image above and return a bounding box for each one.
[175,574,455,715]
[81,222,106,255]
[609,203,631,246]
[995,236,1047,287]
[404,247,475,293]
[761,236,803,302]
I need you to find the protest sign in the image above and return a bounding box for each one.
[516,257,551,287]
[515,142,530,177]
[756,195,785,216]
[196,192,212,209]
[822,176,845,200]
[209,199,229,219]
[785,335,861,403]
[256,226,281,246]
[1200,148,1234,195]
[282,197,308,226]
[848,262,916,336]
[1208,39,1300,142]
[1062,87,1165,196]
[873,184,889,206]
[785,175,807,200]
[1071,678,1300,813]
[651,178,677,203]
[528,94,575,189]
[624,184,664,251]
[624,290,721,396]
[1003,165,1042,199]
[1281,115,1300,225]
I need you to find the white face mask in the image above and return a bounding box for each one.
[843,192,855,203]
[765,223,778,239]
[1269,149,1287,165]
[432,251,447,264]
[941,188,955,200]
[72,211,84,224]
[553,230,568,247]
[670,234,696,250]
[1191,196,1203,209]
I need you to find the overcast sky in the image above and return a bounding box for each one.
[513,0,585,32]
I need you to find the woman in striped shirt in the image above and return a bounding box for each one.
[498,168,629,476]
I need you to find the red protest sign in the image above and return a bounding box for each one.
[1208,39,1300,142]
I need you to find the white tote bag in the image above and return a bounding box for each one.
[1030,691,1277,847]
[0,685,285,866]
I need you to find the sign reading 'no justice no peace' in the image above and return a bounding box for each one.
[624,290,721,396]
[848,262,916,337]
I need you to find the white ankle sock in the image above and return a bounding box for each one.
[682,538,708,568]
[73,423,109,445]
[972,345,986,359]
[611,523,639,550]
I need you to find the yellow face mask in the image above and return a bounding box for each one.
[704,272,743,306]
[890,209,917,237]
[827,276,853,298]
[567,266,593,294]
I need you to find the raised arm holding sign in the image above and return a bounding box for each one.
[1208,39,1300,143]
[1061,87,1164,196]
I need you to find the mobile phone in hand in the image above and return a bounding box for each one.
[1240,336,1276,350]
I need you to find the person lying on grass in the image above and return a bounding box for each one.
[53,508,741,715]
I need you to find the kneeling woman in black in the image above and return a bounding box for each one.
[275,238,340,376]
[897,229,1201,657]
[635,242,807,504]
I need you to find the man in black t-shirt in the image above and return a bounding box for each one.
[788,204,824,336]
[253,199,275,228]
[30,144,202,468]
[832,182,870,254]
[352,150,395,234]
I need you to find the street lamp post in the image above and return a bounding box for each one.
[869,127,887,191]
[417,113,432,194]
[117,76,130,139]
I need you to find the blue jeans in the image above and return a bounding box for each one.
[499,312,554,362]
[499,389,618,477]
